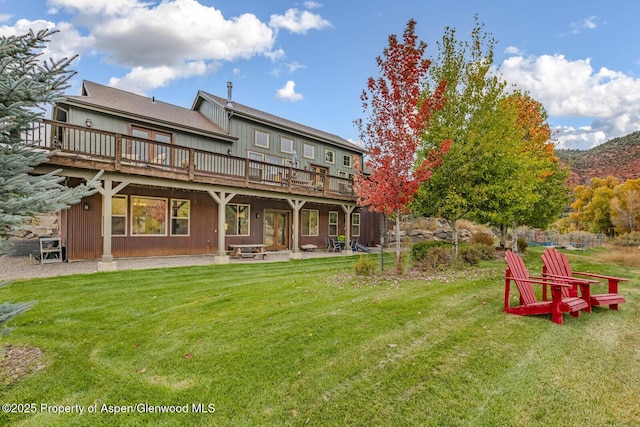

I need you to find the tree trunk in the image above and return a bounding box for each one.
[499,225,507,248]
[511,221,518,253]
[449,219,459,259]
[395,210,402,274]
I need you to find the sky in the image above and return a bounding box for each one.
[2,0,640,150]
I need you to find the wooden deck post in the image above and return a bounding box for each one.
[208,190,236,264]
[341,204,355,254]
[96,178,129,271]
[287,199,305,259]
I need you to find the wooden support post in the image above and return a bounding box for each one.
[287,199,305,259]
[208,190,236,264]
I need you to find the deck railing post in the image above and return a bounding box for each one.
[188,148,195,180]
[114,135,122,171]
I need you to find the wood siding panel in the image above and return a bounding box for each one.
[66,192,103,260]
[198,99,229,131]
[68,106,231,153]
[111,188,217,257]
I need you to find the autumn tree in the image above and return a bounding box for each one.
[412,15,507,257]
[610,178,640,233]
[354,19,448,273]
[477,92,568,250]
[0,29,99,253]
[570,176,619,235]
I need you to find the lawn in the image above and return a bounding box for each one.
[0,247,639,426]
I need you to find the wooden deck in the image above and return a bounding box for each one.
[23,120,356,201]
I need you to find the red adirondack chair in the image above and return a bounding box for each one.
[542,247,627,311]
[504,250,589,324]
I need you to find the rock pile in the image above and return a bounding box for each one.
[386,217,489,244]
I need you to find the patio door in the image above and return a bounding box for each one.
[264,210,289,250]
[310,165,328,187]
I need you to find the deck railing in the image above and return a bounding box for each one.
[23,120,355,199]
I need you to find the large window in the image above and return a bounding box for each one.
[131,196,167,236]
[352,213,361,237]
[111,195,127,236]
[171,199,190,236]
[329,211,338,236]
[301,209,319,236]
[226,204,250,235]
[255,130,269,148]
[343,154,352,168]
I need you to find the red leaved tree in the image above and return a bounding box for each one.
[354,19,448,273]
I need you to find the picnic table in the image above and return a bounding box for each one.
[228,244,267,259]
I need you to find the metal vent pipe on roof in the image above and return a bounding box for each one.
[227,81,233,106]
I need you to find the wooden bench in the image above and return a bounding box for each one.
[228,244,267,260]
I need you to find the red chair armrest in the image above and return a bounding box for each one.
[573,271,628,282]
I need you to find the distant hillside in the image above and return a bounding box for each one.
[556,131,640,187]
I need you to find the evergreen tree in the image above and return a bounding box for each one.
[0,29,99,253]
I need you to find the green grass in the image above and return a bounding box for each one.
[1,248,640,426]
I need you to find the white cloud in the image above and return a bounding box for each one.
[504,46,521,55]
[276,80,303,101]
[304,1,323,9]
[501,52,640,149]
[569,16,599,34]
[0,14,11,23]
[271,61,306,77]
[551,126,608,150]
[4,0,329,97]
[0,18,94,61]
[38,0,283,95]
[89,0,274,67]
[264,48,286,62]
[269,8,332,34]
[49,0,150,17]
[108,61,215,95]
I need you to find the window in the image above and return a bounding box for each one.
[343,154,352,168]
[281,137,293,153]
[131,196,167,236]
[303,143,315,159]
[255,130,269,148]
[301,209,319,236]
[325,149,335,164]
[352,213,361,237]
[329,211,338,236]
[171,199,190,236]
[226,204,250,236]
[112,195,127,236]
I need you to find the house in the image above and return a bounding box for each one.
[26,80,379,270]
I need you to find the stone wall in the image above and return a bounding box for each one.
[5,213,59,257]
[386,217,490,245]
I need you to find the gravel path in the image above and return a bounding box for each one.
[0,250,354,282]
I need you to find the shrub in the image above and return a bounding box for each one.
[411,240,449,262]
[459,243,497,265]
[471,232,494,246]
[413,246,454,272]
[613,232,640,247]
[354,256,377,276]
[517,238,528,253]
